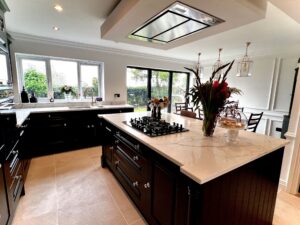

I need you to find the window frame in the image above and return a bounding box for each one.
[127,66,190,113]
[16,53,103,100]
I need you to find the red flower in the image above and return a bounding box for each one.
[212,80,219,88]
[220,82,228,93]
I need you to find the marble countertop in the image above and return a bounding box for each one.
[0,104,133,126]
[101,112,289,185]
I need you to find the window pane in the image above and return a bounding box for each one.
[0,54,8,85]
[127,68,148,112]
[51,60,78,99]
[22,59,48,98]
[81,65,99,98]
[171,73,188,112]
[151,71,170,112]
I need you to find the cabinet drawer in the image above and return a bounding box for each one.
[115,142,146,176]
[114,154,141,198]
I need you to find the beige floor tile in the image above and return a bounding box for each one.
[12,211,57,225]
[15,188,57,221]
[12,147,300,225]
[58,200,127,225]
[129,218,148,225]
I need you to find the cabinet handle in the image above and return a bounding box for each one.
[64,123,67,127]
[115,140,120,144]
[116,131,120,135]
[14,175,21,180]
[105,126,112,132]
[12,150,19,155]
[133,155,139,161]
[48,114,51,118]
[132,181,139,187]
[91,124,95,128]
[115,160,120,165]
[87,125,90,128]
[144,182,151,189]
[109,146,114,150]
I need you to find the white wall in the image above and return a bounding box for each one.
[10,35,298,188]
[10,37,193,103]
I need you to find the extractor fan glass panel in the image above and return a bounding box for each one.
[154,20,207,43]
[134,12,188,39]
[128,1,225,44]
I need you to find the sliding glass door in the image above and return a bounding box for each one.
[127,68,148,112]
[126,67,189,112]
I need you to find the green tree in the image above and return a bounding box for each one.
[24,69,48,97]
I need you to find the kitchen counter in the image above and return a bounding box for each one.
[0,104,133,126]
[101,112,289,185]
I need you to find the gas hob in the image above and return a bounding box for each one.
[124,116,189,137]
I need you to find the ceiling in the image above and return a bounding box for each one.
[5,0,300,62]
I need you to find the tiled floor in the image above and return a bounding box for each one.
[12,147,146,225]
[12,147,300,225]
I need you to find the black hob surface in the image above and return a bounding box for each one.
[124,116,189,137]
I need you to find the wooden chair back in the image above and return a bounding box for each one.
[198,108,204,120]
[180,110,196,118]
[175,103,193,113]
[247,112,263,132]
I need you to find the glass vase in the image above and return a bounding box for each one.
[202,113,217,137]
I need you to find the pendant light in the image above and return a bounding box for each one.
[212,48,223,79]
[197,52,204,79]
[237,42,253,77]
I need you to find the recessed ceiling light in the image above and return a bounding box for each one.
[53,26,60,31]
[129,1,224,44]
[54,4,63,12]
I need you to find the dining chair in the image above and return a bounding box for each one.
[198,108,204,120]
[175,103,193,113]
[180,110,196,118]
[247,112,263,132]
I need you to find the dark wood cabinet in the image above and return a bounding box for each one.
[102,120,284,225]
[28,107,133,157]
[0,147,9,225]
[102,121,189,225]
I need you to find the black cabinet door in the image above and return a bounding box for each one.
[148,160,177,225]
[0,163,9,225]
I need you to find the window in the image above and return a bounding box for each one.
[17,54,102,100]
[51,60,78,99]
[126,66,189,112]
[21,59,48,98]
[171,72,189,112]
[0,54,8,85]
[127,68,148,112]
[81,65,99,98]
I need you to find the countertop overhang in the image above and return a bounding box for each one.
[100,112,289,185]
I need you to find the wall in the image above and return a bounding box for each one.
[9,36,193,103]
[9,35,298,188]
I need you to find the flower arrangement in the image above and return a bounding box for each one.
[148,96,169,119]
[61,85,76,96]
[148,96,169,109]
[186,61,242,136]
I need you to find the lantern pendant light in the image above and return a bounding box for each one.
[237,42,253,77]
[212,48,223,79]
[197,52,204,79]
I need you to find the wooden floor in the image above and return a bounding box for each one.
[12,147,300,225]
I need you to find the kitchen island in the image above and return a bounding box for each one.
[101,112,289,225]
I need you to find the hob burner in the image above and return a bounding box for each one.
[124,116,189,137]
